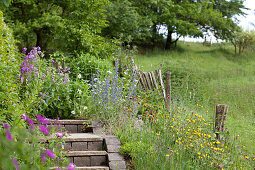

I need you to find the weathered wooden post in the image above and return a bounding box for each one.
[165,72,171,111]
[215,104,228,140]
[156,70,165,98]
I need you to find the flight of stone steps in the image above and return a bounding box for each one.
[50,120,126,170]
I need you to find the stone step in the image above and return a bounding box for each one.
[49,120,92,133]
[67,151,108,167]
[64,133,104,151]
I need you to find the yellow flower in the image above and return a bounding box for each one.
[198,153,201,156]
[152,131,154,133]
[166,154,170,157]
[156,133,160,136]
[244,155,249,159]
[216,141,220,144]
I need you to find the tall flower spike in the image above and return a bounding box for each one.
[12,158,20,170]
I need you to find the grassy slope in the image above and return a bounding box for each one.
[135,42,255,154]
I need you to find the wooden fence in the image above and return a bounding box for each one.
[131,58,228,140]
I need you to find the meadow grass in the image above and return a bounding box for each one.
[134,42,255,154]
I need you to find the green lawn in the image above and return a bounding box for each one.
[135,42,255,154]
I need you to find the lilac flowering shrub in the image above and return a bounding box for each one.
[17,47,89,119]
[0,114,70,169]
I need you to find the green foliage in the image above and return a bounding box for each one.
[116,98,254,169]
[0,11,22,122]
[3,0,116,58]
[230,30,255,55]
[135,42,255,153]
[0,118,68,169]
[103,0,151,43]
[68,54,113,81]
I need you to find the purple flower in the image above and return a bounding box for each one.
[56,132,63,138]
[21,77,24,83]
[67,163,76,170]
[6,129,13,141]
[39,126,49,135]
[46,149,56,159]
[41,154,46,164]
[12,158,20,170]
[36,115,50,125]
[21,114,27,120]
[42,73,46,78]
[3,123,11,129]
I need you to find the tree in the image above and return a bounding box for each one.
[230,30,255,55]
[2,0,114,58]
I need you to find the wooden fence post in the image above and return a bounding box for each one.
[165,72,171,111]
[156,70,165,98]
[215,104,228,140]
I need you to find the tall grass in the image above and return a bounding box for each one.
[134,42,255,154]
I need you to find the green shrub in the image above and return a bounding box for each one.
[68,53,113,81]
[0,11,22,122]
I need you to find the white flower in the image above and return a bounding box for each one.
[107,70,112,74]
[77,74,82,79]
[77,89,82,94]
[84,106,88,110]
[71,111,75,114]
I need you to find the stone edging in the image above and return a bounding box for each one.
[92,121,126,170]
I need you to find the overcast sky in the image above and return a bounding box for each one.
[236,0,255,30]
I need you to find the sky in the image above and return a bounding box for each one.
[237,0,255,31]
[172,0,255,43]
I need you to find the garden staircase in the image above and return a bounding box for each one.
[51,120,126,170]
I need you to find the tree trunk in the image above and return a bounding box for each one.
[36,30,43,48]
[152,22,157,47]
[165,28,173,50]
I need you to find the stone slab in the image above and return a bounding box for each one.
[74,156,90,166]
[64,125,78,133]
[72,142,88,151]
[104,137,121,145]
[88,141,103,151]
[107,145,121,153]
[63,142,72,151]
[58,120,89,125]
[91,156,107,166]
[109,161,126,170]
[67,151,107,157]
[64,133,103,142]
[108,153,124,161]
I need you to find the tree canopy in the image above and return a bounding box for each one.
[2,0,115,57]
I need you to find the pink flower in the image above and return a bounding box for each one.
[39,126,49,135]
[12,158,20,170]
[46,149,56,159]
[6,130,13,141]
[41,154,46,164]
[218,165,223,169]
[21,114,27,120]
[3,123,11,129]
[36,115,50,125]
[67,163,76,170]
[56,132,63,138]
[21,77,24,83]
